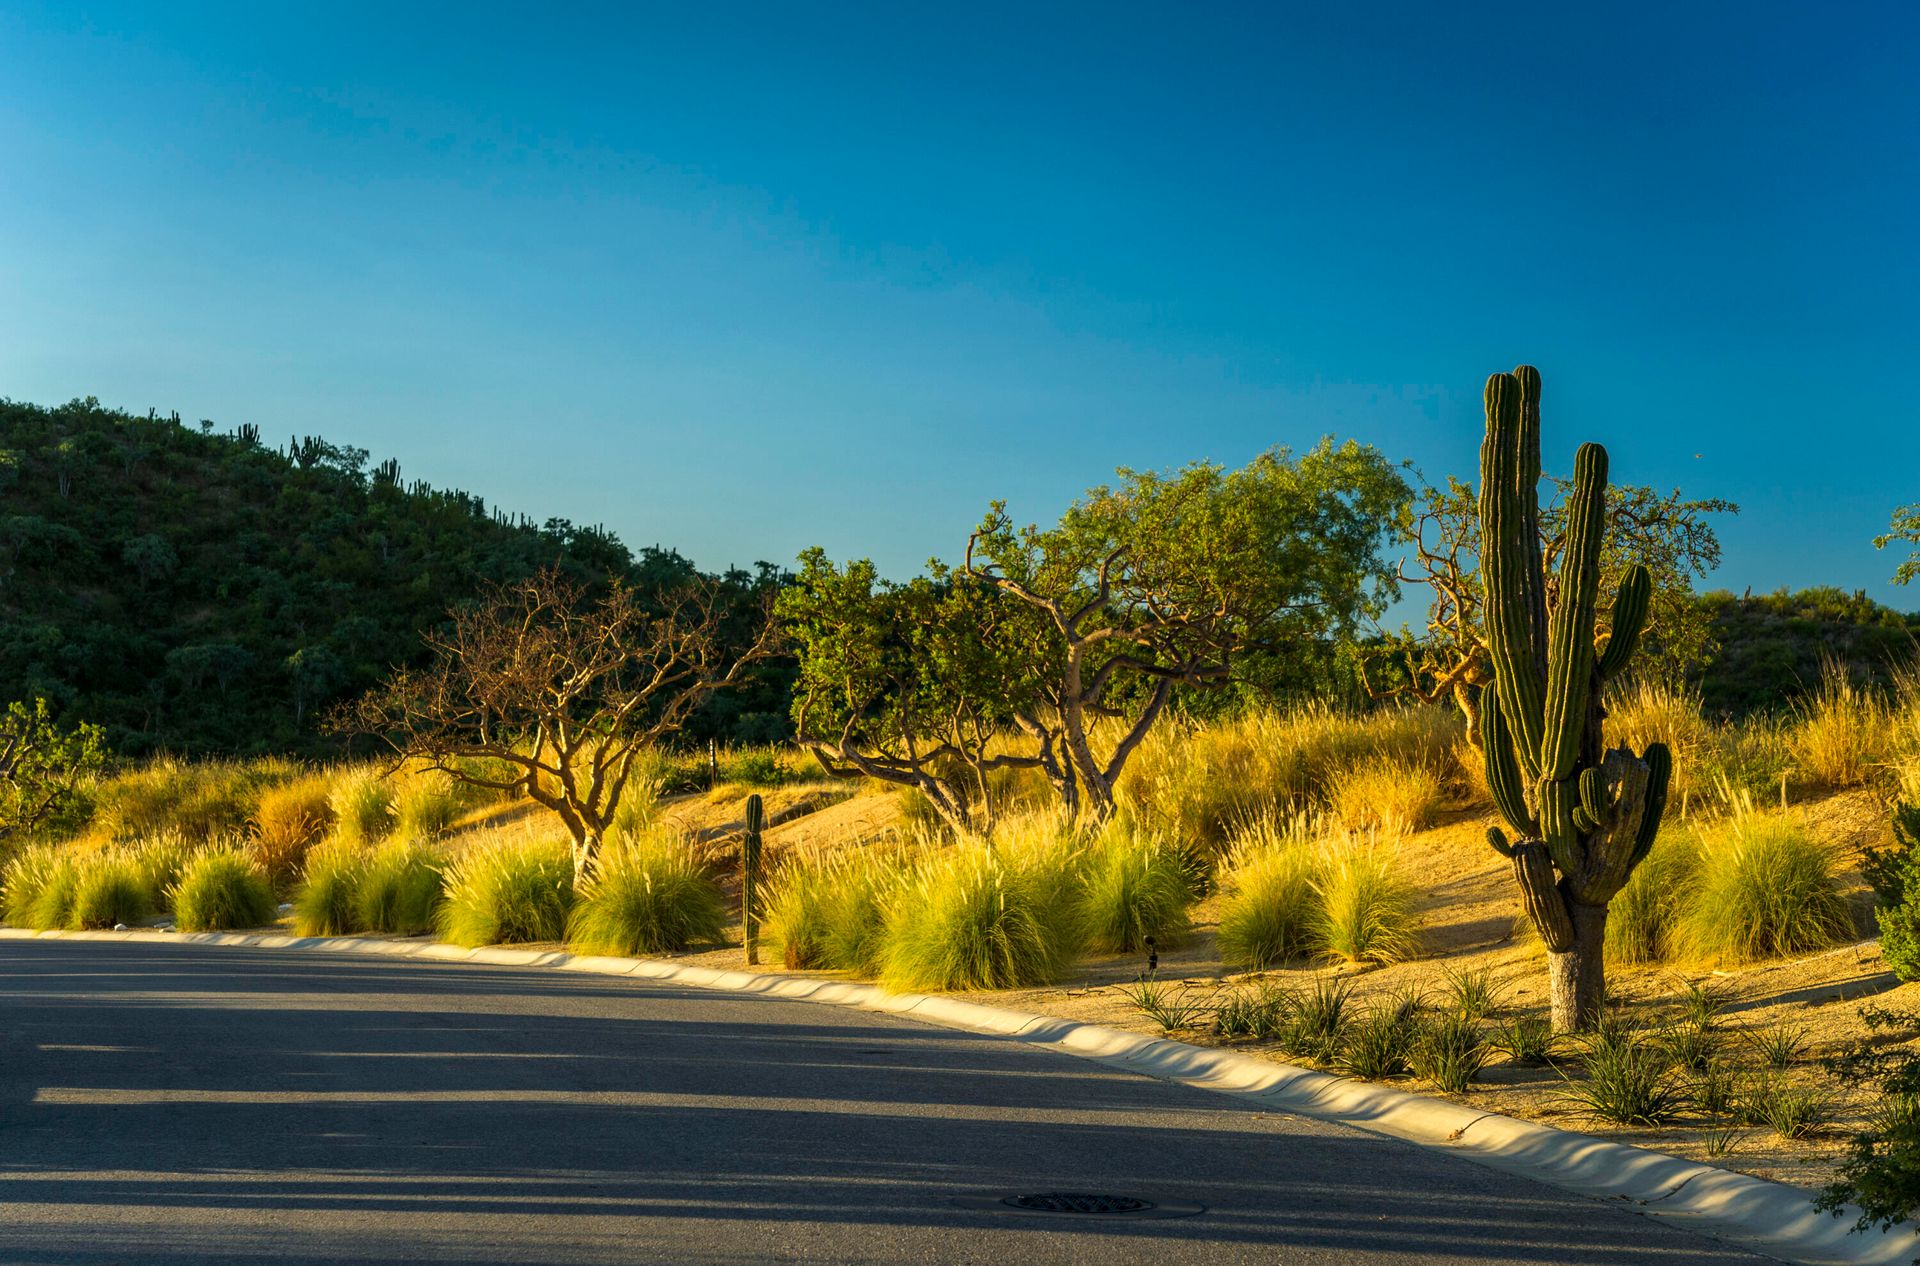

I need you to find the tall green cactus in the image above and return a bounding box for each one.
[1478,366,1672,1032]
[742,793,764,966]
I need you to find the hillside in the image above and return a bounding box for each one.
[0,396,789,755]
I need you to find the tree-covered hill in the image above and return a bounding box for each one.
[1696,587,1920,716]
[0,396,787,755]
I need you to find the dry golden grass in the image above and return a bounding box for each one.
[1789,664,1891,792]
[1323,755,1446,835]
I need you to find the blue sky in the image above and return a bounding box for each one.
[2,2,1916,615]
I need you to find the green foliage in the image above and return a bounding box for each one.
[1312,842,1420,965]
[1489,1015,1557,1066]
[1868,801,1920,983]
[1746,1022,1809,1071]
[1279,975,1353,1064]
[1121,976,1214,1034]
[355,838,445,934]
[2,845,78,929]
[125,833,201,913]
[1816,1005,1920,1240]
[1411,1013,1489,1093]
[1213,983,1293,1040]
[0,698,106,838]
[568,831,727,956]
[0,395,784,755]
[1338,1001,1419,1079]
[1439,964,1505,1021]
[89,757,299,843]
[328,770,395,848]
[878,844,1081,992]
[1678,810,1855,963]
[1605,827,1699,964]
[1564,1023,1686,1124]
[70,852,151,929]
[170,850,278,932]
[1879,503,1920,587]
[436,835,574,947]
[1738,1071,1829,1139]
[1075,821,1194,953]
[293,843,364,936]
[1215,821,1321,969]
[761,853,832,969]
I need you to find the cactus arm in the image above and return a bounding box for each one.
[1627,742,1672,868]
[1596,565,1652,679]
[1541,442,1609,781]
[1479,372,1548,781]
[1512,366,1551,685]
[1480,689,1538,836]
[1577,766,1608,822]
[742,793,765,965]
[1487,825,1514,857]
[1512,842,1574,953]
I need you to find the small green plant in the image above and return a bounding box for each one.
[1439,964,1504,1020]
[1679,809,1855,964]
[1311,840,1419,965]
[126,833,201,913]
[1489,1015,1557,1066]
[878,844,1080,992]
[328,769,395,848]
[436,834,574,947]
[568,832,727,955]
[1214,983,1292,1039]
[1696,1062,1737,1117]
[1745,1022,1809,1071]
[1565,1024,1686,1124]
[1338,1002,1418,1079]
[69,852,152,929]
[1865,800,1920,982]
[1122,976,1214,1034]
[2,845,74,929]
[1702,1117,1742,1158]
[1215,826,1320,969]
[1741,1072,1829,1139]
[1076,823,1195,954]
[1816,1005,1920,1244]
[293,843,364,936]
[355,839,445,935]
[1675,977,1732,1031]
[1412,1013,1487,1093]
[1655,1022,1721,1073]
[762,853,833,969]
[726,749,788,789]
[1280,975,1352,1063]
[170,850,278,932]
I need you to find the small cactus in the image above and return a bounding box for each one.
[742,793,764,965]
[1478,366,1672,1032]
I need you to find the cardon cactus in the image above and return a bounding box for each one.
[742,793,764,965]
[1478,366,1672,1032]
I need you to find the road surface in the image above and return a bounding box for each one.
[0,939,1771,1265]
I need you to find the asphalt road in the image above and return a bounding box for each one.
[0,940,1773,1266]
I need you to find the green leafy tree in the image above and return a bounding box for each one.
[0,697,105,838]
[779,551,1052,830]
[1877,503,1920,587]
[1383,471,1734,741]
[965,439,1411,820]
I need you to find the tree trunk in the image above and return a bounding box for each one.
[1547,902,1609,1032]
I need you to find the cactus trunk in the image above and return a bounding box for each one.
[742,793,764,965]
[1477,365,1670,1032]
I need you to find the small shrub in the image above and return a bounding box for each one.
[726,749,788,789]
[1867,800,1920,983]
[1076,822,1194,954]
[293,844,364,936]
[1216,819,1321,969]
[126,832,201,913]
[436,834,574,947]
[1605,828,1699,964]
[1312,838,1420,965]
[1439,964,1504,1021]
[1489,1015,1556,1066]
[1675,977,1732,1031]
[1324,755,1446,836]
[1656,1022,1722,1073]
[355,839,445,935]
[1214,983,1292,1039]
[1412,1013,1487,1093]
[816,850,903,975]
[2,845,72,928]
[1696,1062,1738,1117]
[89,757,299,843]
[170,851,278,932]
[26,852,81,930]
[1740,1072,1829,1139]
[1746,1022,1809,1070]
[390,767,481,840]
[1122,976,1213,1034]
[879,844,1080,992]
[70,852,152,929]
[1280,975,1352,1063]
[328,769,395,847]
[569,831,727,956]
[1817,1005,1920,1240]
[1565,1026,1685,1124]
[1338,1002,1418,1079]
[1679,809,1855,963]
[249,774,335,889]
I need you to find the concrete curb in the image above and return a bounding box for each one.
[5,925,1914,1265]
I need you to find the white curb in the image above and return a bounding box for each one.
[5,925,1913,1265]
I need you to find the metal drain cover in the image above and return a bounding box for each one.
[1005,1192,1154,1215]
[953,1190,1206,1219]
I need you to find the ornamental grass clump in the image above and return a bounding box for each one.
[568,830,727,956]
[1324,755,1446,836]
[170,850,278,932]
[436,833,573,947]
[1605,826,1700,965]
[2,844,74,929]
[879,842,1080,992]
[1076,820,1195,954]
[762,853,833,969]
[293,843,365,936]
[69,851,152,929]
[1790,662,1890,792]
[1312,835,1420,965]
[328,769,395,848]
[126,832,201,913]
[1678,809,1855,964]
[1215,815,1321,969]
[249,773,336,890]
[355,838,446,935]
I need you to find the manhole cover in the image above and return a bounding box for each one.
[1004,1193,1155,1215]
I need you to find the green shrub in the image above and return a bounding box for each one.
[569,832,726,956]
[1279,975,1352,1064]
[1075,822,1194,954]
[2,844,70,928]
[1489,1015,1557,1066]
[249,773,336,890]
[1216,819,1320,969]
[726,749,788,789]
[1213,983,1292,1039]
[1605,827,1699,964]
[355,839,445,935]
[1679,810,1855,963]
[1121,976,1214,1033]
[125,833,201,913]
[70,852,152,929]
[1312,839,1420,965]
[1338,1002,1418,1079]
[1816,1005,1920,1242]
[170,851,278,932]
[762,853,833,969]
[293,844,365,936]
[1868,801,1920,982]
[1564,1024,1685,1124]
[1438,964,1504,1021]
[391,766,485,840]
[1411,1013,1488,1093]
[811,850,904,975]
[879,844,1080,992]
[328,769,395,847]
[90,757,301,843]
[436,834,573,947]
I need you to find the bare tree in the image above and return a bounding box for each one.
[337,569,775,882]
